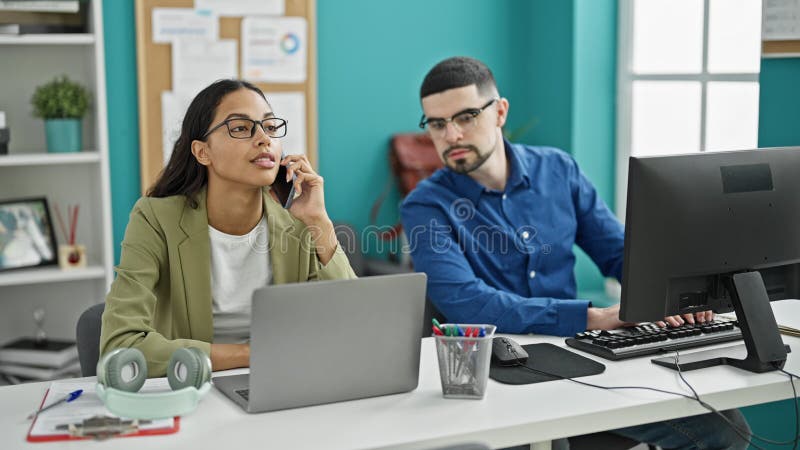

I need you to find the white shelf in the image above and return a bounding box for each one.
[0,1,113,346]
[0,34,95,45]
[0,152,100,167]
[0,266,106,287]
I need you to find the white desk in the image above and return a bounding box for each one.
[1,301,799,450]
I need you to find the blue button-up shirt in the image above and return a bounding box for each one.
[400,140,624,336]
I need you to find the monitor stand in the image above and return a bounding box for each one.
[652,271,789,373]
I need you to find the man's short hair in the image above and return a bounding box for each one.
[420,56,497,99]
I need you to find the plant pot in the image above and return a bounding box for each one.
[44,118,82,153]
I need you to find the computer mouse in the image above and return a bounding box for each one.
[491,337,529,366]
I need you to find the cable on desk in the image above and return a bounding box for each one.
[671,351,794,449]
[781,369,800,380]
[506,348,799,449]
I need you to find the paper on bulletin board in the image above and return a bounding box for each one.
[242,17,307,83]
[268,92,306,156]
[762,0,800,40]
[152,7,218,43]
[194,0,284,17]
[172,39,238,100]
[161,91,194,166]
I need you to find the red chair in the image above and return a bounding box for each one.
[370,133,443,243]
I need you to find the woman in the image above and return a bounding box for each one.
[100,79,356,377]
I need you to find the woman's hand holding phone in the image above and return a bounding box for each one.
[278,154,338,265]
[279,154,329,226]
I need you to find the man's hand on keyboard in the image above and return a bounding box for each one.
[587,304,716,331]
[656,310,715,328]
[586,304,635,330]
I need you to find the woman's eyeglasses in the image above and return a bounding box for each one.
[203,117,287,140]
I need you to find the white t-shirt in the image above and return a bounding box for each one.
[208,215,270,344]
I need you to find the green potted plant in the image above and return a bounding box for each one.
[31,76,90,153]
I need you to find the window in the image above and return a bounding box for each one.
[616,0,762,218]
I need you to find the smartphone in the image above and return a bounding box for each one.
[273,163,297,209]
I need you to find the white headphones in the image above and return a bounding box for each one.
[95,347,212,420]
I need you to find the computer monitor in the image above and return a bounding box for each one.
[620,147,798,373]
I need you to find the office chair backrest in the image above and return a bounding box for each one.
[333,222,364,277]
[76,302,105,376]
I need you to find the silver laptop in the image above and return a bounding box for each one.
[213,273,426,413]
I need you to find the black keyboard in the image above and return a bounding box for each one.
[235,389,250,401]
[565,317,742,361]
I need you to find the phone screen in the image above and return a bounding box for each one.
[273,164,296,209]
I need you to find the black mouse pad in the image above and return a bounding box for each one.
[489,343,605,385]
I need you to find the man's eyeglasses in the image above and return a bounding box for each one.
[418,98,498,136]
[202,117,288,140]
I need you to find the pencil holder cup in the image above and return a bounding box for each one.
[434,324,496,399]
[58,244,86,269]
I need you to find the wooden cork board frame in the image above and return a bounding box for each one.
[135,0,318,194]
[763,40,800,57]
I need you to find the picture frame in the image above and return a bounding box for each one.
[0,197,58,272]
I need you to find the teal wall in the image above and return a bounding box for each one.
[505,0,574,151]
[103,0,139,265]
[758,59,800,148]
[743,398,798,450]
[571,0,618,296]
[572,0,617,207]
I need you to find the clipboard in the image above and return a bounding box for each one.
[26,379,179,442]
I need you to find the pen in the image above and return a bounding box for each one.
[28,389,83,420]
[445,326,456,379]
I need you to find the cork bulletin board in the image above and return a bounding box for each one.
[135,0,318,193]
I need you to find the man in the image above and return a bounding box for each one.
[401,56,750,450]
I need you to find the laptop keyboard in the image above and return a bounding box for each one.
[235,389,250,401]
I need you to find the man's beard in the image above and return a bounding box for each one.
[443,145,495,174]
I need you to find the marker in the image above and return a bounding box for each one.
[432,325,444,336]
[432,318,443,331]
